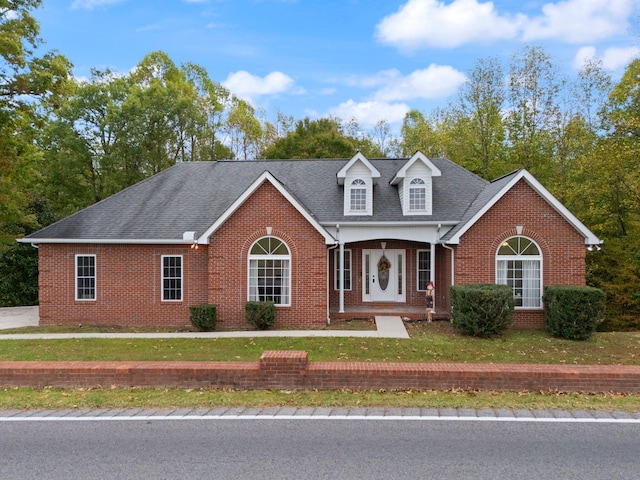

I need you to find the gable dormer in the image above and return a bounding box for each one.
[337,152,381,216]
[390,151,441,215]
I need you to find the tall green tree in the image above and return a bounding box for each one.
[575,59,640,329]
[399,109,444,157]
[449,57,506,178]
[226,98,262,160]
[263,117,364,159]
[505,45,562,179]
[0,0,72,243]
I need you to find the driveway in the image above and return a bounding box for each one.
[0,306,39,330]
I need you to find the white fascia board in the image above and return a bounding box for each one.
[320,221,458,227]
[390,151,442,185]
[336,152,381,185]
[17,238,193,245]
[446,170,602,245]
[199,171,336,245]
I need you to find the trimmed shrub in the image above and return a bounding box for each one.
[543,286,606,340]
[246,301,276,330]
[450,284,515,338]
[189,304,217,331]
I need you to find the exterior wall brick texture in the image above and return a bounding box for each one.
[453,180,587,329]
[208,181,328,329]
[2,352,638,393]
[38,243,208,327]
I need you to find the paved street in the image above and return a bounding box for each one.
[2,412,639,479]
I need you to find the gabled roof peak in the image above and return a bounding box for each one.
[336,151,381,185]
[390,151,442,185]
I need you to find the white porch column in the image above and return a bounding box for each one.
[339,242,345,313]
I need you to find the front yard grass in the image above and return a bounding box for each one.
[2,321,639,412]
[2,387,640,413]
[1,321,638,365]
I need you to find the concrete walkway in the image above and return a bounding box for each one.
[0,306,39,330]
[1,407,639,421]
[0,310,410,339]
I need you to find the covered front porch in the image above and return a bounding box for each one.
[324,225,454,323]
[329,304,450,322]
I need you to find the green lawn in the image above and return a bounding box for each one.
[0,321,638,365]
[2,321,639,412]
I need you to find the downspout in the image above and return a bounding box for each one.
[438,225,455,318]
[437,223,455,286]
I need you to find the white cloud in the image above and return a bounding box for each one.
[376,0,636,51]
[375,0,522,50]
[222,71,296,102]
[573,45,640,70]
[523,0,635,43]
[328,100,410,128]
[71,0,125,9]
[373,66,467,101]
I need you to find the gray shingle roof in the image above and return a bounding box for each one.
[439,170,520,242]
[24,157,490,241]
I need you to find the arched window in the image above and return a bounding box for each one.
[248,236,290,306]
[496,236,542,308]
[350,178,367,211]
[409,178,426,211]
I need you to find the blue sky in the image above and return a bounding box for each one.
[34,0,640,129]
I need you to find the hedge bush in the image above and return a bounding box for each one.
[246,301,276,330]
[543,286,606,340]
[450,284,515,338]
[189,304,217,331]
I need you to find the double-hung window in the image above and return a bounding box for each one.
[334,249,352,290]
[496,236,541,308]
[416,249,431,291]
[350,179,367,212]
[162,255,183,301]
[248,237,290,306]
[409,178,426,211]
[75,254,96,301]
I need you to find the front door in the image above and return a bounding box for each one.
[362,249,405,302]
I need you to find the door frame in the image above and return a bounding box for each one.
[362,249,406,303]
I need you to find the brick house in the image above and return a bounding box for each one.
[19,151,601,329]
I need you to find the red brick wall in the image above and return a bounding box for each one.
[208,181,328,329]
[3,353,639,393]
[38,243,208,326]
[454,180,587,328]
[37,181,329,328]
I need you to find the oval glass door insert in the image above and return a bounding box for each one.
[377,255,390,291]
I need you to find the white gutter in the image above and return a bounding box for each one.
[16,238,198,245]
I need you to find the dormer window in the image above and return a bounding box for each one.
[409,178,426,211]
[390,152,441,216]
[350,179,367,212]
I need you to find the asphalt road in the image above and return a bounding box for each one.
[2,418,639,479]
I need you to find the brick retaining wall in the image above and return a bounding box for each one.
[1,351,639,393]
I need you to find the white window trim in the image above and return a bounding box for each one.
[75,254,96,301]
[247,236,291,307]
[161,255,183,302]
[495,237,543,309]
[334,249,352,291]
[349,178,367,213]
[408,178,427,212]
[416,249,431,291]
